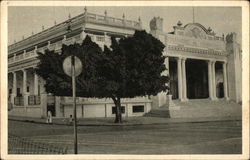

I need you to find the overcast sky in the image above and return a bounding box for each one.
[8,6,242,45]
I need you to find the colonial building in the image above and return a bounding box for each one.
[149,17,242,109]
[8,9,242,118]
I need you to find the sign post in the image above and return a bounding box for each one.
[63,55,82,154]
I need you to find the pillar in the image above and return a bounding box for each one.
[177,57,183,100]
[212,61,218,100]
[181,58,187,100]
[22,69,28,107]
[104,32,108,46]
[11,71,17,104]
[22,69,27,95]
[55,96,61,117]
[223,62,229,100]
[208,60,213,100]
[34,72,38,95]
[41,93,47,118]
[80,28,87,41]
[158,55,169,107]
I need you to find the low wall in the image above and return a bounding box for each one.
[9,106,42,118]
[61,101,152,118]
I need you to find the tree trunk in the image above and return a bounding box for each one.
[113,97,122,123]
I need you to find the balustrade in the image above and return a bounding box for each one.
[14,97,24,106]
[28,95,41,105]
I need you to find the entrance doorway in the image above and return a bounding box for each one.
[186,59,209,99]
[47,104,56,116]
[215,62,224,98]
[169,58,178,99]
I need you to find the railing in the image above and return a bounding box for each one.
[28,95,41,105]
[86,13,141,29]
[8,51,38,65]
[14,97,24,106]
[9,11,141,54]
[8,134,68,154]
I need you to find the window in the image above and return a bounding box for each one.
[17,88,21,97]
[38,85,40,95]
[132,105,144,113]
[9,89,12,94]
[112,106,125,114]
[27,86,29,92]
[28,95,41,105]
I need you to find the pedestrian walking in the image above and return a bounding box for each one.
[47,111,53,124]
[69,115,73,125]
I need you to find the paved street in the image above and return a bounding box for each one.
[8,120,242,154]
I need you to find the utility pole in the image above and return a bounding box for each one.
[71,55,78,154]
[63,55,82,154]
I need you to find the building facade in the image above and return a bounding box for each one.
[8,10,242,118]
[149,17,242,108]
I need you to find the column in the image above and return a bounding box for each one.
[158,56,169,107]
[34,72,38,95]
[55,96,61,117]
[165,56,170,94]
[22,69,28,107]
[104,32,107,44]
[182,58,187,101]
[80,30,87,41]
[207,60,213,100]
[40,78,48,118]
[223,62,229,100]
[11,71,17,104]
[212,61,218,100]
[177,57,183,100]
[22,69,27,95]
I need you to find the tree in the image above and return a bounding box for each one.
[36,36,103,97]
[36,30,169,123]
[97,30,169,123]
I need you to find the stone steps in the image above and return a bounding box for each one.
[144,99,241,119]
[170,99,242,118]
[144,107,170,118]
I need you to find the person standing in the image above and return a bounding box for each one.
[47,111,52,124]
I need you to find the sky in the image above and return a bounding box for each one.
[8,6,242,45]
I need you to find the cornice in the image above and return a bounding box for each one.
[168,45,227,56]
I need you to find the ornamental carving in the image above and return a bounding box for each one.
[185,26,207,39]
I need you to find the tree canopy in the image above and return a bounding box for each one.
[36,30,169,123]
[36,36,103,97]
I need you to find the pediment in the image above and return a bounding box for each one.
[183,23,210,39]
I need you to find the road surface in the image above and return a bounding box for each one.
[8,120,242,154]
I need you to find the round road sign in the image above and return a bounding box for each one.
[63,56,83,77]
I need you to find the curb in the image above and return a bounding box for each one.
[8,117,242,126]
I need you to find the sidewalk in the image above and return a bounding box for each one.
[8,115,242,126]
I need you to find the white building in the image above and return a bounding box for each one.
[8,10,242,118]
